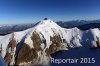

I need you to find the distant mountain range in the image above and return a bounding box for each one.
[0,19,100,35]
[77,23,100,30]
[0,23,37,35]
[56,19,100,28]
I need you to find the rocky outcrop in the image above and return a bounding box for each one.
[15,43,38,65]
[13,31,67,65]
[96,36,100,48]
[4,33,16,65]
[31,31,43,51]
[46,34,66,55]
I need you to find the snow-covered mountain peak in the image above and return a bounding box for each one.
[1,19,98,66]
[38,18,57,26]
[33,19,62,35]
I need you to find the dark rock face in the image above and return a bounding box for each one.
[15,43,38,65]
[44,18,48,20]
[31,31,43,51]
[46,35,62,55]
[4,33,16,65]
[96,36,100,48]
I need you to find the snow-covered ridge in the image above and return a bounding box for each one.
[0,19,100,65]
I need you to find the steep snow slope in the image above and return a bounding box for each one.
[89,28,100,47]
[65,27,82,48]
[56,19,100,29]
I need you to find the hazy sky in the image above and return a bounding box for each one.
[0,0,100,24]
